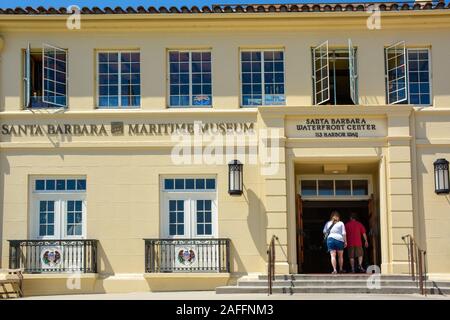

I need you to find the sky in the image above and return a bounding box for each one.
[0,0,416,9]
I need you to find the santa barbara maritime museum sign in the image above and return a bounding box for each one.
[0,121,255,137]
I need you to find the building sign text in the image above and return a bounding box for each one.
[286,117,386,138]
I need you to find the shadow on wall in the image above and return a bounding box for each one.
[0,151,11,268]
[226,186,268,274]
[417,150,450,273]
[93,241,114,293]
[359,96,383,105]
[246,188,268,259]
[417,149,432,253]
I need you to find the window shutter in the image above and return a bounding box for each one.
[312,41,330,105]
[23,43,31,108]
[42,44,68,107]
[348,39,358,105]
[385,41,408,104]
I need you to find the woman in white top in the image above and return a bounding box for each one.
[323,211,347,274]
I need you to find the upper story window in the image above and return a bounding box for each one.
[385,42,431,105]
[240,50,285,107]
[168,50,212,107]
[97,51,141,108]
[23,44,68,108]
[312,40,358,105]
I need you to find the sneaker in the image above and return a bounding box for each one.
[357,266,366,273]
[332,270,337,274]
[338,269,346,274]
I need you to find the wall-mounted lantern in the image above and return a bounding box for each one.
[434,158,449,194]
[228,160,243,195]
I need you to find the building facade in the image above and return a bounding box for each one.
[0,2,450,296]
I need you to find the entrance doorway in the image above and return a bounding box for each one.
[300,200,379,273]
[295,175,381,273]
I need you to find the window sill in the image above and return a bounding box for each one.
[167,106,213,109]
[23,273,98,279]
[143,273,230,278]
[96,107,141,110]
[25,106,68,111]
[412,105,433,108]
[241,105,286,108]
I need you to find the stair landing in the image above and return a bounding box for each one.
[216,274,450,295]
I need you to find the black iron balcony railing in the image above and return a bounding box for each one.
[144,238,230,273]
[8,239,98,274]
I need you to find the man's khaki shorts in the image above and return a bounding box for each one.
[347,246,364,258]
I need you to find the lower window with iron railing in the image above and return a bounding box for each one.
[144,238,230,273]
[8,239,98,274]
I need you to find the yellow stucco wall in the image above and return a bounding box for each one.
[0,10,449,295]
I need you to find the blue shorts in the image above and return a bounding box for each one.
[327,237,345,251]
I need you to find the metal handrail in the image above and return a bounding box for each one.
[402,234,427,295]
[267,235,278,295]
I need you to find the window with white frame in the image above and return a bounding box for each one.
[31,178,86,239]
[97,51,141,108]
[168,200,186,236]
[385,42,431,105]
[312,40,358,105]
[299,177,370,198]
[195,200,213,236]
[161,177,217,238]
[23,44,68,108]
[168,50,212,107]
[240,50,285,107]
[406,49,431,105]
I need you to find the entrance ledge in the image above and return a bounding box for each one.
[143,273,230,279]
[144,273,231,292]
[259,105,413,116]
[23,273,98,280]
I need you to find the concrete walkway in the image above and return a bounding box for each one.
[21,291,450,300]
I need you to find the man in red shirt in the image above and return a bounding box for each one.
[345,213,369,273]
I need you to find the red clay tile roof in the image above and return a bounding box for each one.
[0,1,449,15]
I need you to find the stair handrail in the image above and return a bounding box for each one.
[402,234,427,295]
[267,235,278,295]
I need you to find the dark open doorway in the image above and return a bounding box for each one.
[329,55,354,105]
[297,199,380,274]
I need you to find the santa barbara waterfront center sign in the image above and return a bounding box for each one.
[286,117,387,138]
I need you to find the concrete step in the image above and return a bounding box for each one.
[257,274,414,281]
[237,280,444,288]
[216,285,450,295]
[217,274,450,295]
